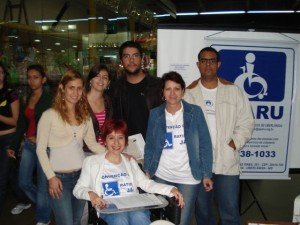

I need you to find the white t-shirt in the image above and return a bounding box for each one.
[199,82,217,172]
[101,159,135,199]
[155,104,200,185]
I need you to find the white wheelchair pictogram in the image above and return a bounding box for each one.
[164,139,172,148]
[234,52,268,100]
[104,183,117,196]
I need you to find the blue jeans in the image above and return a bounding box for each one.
[154,176,200,225]
[51,170,85,225]
[19,139,51,223]
[101,210,150,225]
[195,174,240,225]
[0,133,30,215]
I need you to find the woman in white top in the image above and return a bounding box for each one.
[36,69,105,225]
[73,119,184,225]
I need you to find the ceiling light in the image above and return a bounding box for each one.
[35,20,57,23]
[72,45,77,48]
[46,48,52,51]
[247,10,294,14]
[55,42,61,46]
[68,18,88,22]
[200,11,245,15]
[176,12,198,16]
[154,14,171,18]
[34,39,41,42]
[61,50,65,53]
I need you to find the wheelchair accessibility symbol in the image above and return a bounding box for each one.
[164,132,173,149]
[234,53,268,100]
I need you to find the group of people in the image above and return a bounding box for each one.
[0,40,254,225]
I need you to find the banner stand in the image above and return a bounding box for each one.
[240,180,268,220]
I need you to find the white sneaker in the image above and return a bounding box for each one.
[11,203,32,215]
[36,222,50,225]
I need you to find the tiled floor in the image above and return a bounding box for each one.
[1,174,299,225]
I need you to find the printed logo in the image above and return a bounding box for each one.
[216,48,286,102]
[164,132,173,149]
[102,181,119,196]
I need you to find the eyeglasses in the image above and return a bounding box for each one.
[122,53,141,60]
[199,58,218,64]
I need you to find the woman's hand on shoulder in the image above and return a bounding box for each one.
[48,176,63,199]
[203,177,213,192]
[170,187,185,208]
[88,191,107,209]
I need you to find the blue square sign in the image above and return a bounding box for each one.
[217,49,286,102]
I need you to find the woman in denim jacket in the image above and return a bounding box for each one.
[144,71,213,225]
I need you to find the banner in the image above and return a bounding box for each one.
[212,44,294,179]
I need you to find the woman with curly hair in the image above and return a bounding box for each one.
[36,69,105,225]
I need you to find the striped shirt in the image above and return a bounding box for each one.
[95,110,106,145]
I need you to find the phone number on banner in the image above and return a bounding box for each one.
[240,150,276,158]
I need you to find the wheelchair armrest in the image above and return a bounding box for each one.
[163,196,181,225]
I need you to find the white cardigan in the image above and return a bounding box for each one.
[37,108,105,179]
[73,153,175,201]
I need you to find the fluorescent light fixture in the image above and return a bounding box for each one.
[46,48,52,51]
[108,17,128,21]
[88,17,97,20]
[247,10,294,14]
[104,55,117,58]
[72,45,77,48]
[61,29,66,32]
[116,17,127,20]
[34,39,41,42]
[154,14,171,18]
[67,18,88,22]
[61,50,65,53]
[55,42,61,46]
[68,24,77,30]
[98,17,104,19]
[8,35,18,38]
[200,11,245,15]
[176,12,198,16]
[35,20,57,23]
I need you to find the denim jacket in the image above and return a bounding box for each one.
[144,100,213,180]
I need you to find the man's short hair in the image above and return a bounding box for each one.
[198,47,220,62]
[119,41,143,59]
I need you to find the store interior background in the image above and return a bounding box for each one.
[1,0,300,224]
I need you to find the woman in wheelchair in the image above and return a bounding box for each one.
[73,119,184,225]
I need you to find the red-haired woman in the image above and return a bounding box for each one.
[73,119,184,225]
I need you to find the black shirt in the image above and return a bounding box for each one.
[126,77,149,138]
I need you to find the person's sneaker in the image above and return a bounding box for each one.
[10,203,32,215]
[36,222,50,225]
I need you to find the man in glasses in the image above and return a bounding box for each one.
[184,46,254,225]
[111,41,162,139]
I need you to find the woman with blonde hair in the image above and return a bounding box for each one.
[36,69,105,225]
